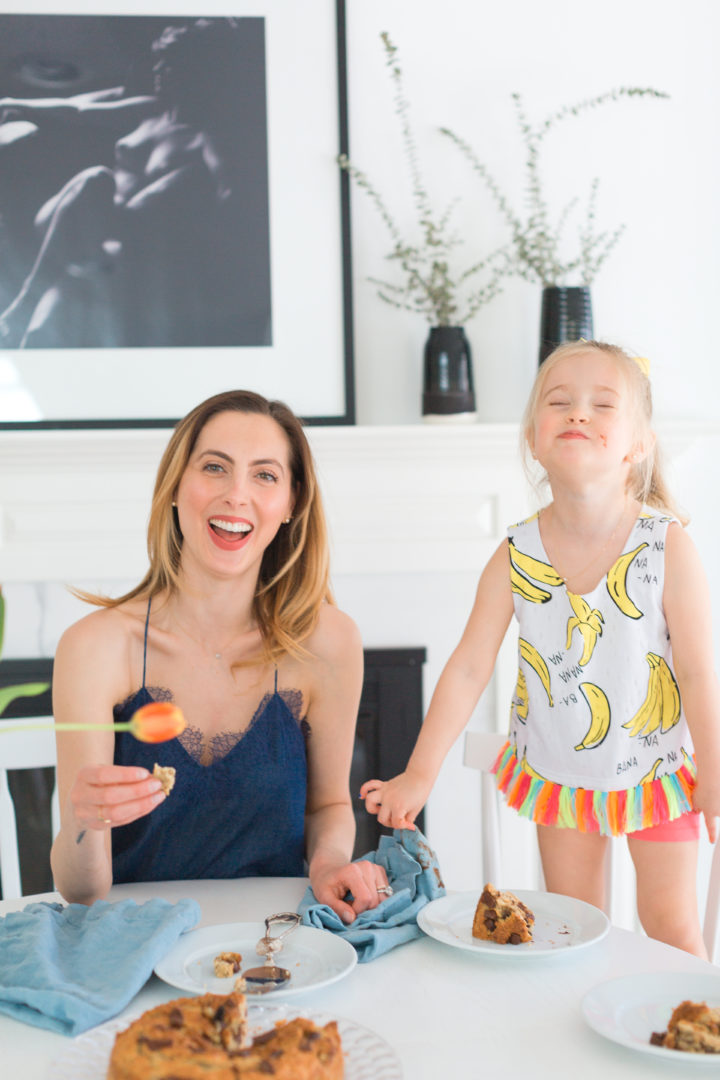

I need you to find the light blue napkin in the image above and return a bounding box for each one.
[299,828,445,961]
[0,897,200,1035]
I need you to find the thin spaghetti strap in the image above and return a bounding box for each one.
[274,667,279,693]
[142,596,152,690]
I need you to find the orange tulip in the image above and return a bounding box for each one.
[128,702,186,743]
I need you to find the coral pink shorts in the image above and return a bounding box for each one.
[626,811,701,842]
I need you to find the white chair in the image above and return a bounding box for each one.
[0,717,59,900]
[703,840,720,963]
[462,731,506,887]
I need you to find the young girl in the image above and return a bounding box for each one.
[361,340,720,958]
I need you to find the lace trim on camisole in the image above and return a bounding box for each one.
[115,685,308,766]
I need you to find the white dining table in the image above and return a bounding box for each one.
[0,876,717,1078]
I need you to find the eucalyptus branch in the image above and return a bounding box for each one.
[337,32,510,326]
[441,86,668,287]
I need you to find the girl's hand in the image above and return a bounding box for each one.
[691,772,720,843]
[359,772,430,831]
[70,763,165,832]
[310,859,391,925]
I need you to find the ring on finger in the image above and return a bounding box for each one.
[377,885,393,896]
[97,806,111,825]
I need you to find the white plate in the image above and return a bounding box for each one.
[154,921,357,998]
[582,971,720,1064]
[417,889,609,956]
[48,1006,402,1080]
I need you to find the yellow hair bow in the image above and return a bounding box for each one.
[633,356,650,377]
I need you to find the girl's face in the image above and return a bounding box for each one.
[174,410,295,582]
[529,350,639,482]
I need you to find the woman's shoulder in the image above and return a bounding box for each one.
[303,603,362,666]
[56,597,148,658]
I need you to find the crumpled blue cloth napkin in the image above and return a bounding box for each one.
[299,828,445,961]
[0,896,200,1035]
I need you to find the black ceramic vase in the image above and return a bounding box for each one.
[538,286,593,365]
[422,326,477,420]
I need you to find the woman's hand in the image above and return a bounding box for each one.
[69,763,165,835]
[310,858,391,925]
[359,772,430,831]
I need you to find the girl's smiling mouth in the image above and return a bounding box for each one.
[208,517,253,549]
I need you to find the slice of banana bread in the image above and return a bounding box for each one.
[651,1000,720,1053]
[472,883,534,944]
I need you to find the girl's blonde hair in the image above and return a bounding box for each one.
[77,390,334,662]
[521,340,688,524]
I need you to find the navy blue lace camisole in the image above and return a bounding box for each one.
[111,600,308,882]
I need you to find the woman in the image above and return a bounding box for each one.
[50,390,387,922]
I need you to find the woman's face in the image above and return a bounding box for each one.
[174,410,295,582]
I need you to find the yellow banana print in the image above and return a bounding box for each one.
[508,539,564,587]
[565,591,604,666]
[519,638,554,706]
[606,542,648,619]
[512,667,529,721]
[623,652,681,738]
[658,658,681,733]
[638,757,663,784]
[574,682,611,750]
[520,750,549,781]
[511,562,552,604]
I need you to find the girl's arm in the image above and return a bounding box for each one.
[50,611,165,904]
[361,539,514,829]
[664,524,720,842]
[303,606,389,923]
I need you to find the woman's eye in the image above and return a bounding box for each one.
[203,461,225,473]
[256,470,278,483]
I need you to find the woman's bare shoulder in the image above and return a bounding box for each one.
[56,598,147,659]
[305,603,362,664]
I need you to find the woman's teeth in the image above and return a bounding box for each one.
[209,518,252,536]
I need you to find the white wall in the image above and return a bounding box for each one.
[345,0,720,425]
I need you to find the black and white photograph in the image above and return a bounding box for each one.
[0,14,272,351]
[0,1,353,426]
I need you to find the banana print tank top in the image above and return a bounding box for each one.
[493,507,696,836]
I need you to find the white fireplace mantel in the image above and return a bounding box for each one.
[2,419,715,585]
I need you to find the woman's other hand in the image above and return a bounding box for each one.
[310,858,391,925]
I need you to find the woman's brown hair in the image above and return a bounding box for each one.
[76,390,334,661]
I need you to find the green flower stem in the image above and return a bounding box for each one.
[0,721,133,735]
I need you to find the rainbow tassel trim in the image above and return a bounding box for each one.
[492,741,696,837]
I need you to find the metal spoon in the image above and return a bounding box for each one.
[242,912,301,992]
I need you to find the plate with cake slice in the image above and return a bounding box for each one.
[582,972,720,1063]
[417,884,609,956]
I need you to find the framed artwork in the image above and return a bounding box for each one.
[0,1,354,427]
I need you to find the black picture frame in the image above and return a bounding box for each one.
[0,1,355,428]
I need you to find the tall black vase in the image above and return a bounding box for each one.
[538,286,593,365]
[422,326,476,419]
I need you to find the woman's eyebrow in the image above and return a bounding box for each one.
[197,448,233,463]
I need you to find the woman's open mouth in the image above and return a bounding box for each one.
[208,517,253,549]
